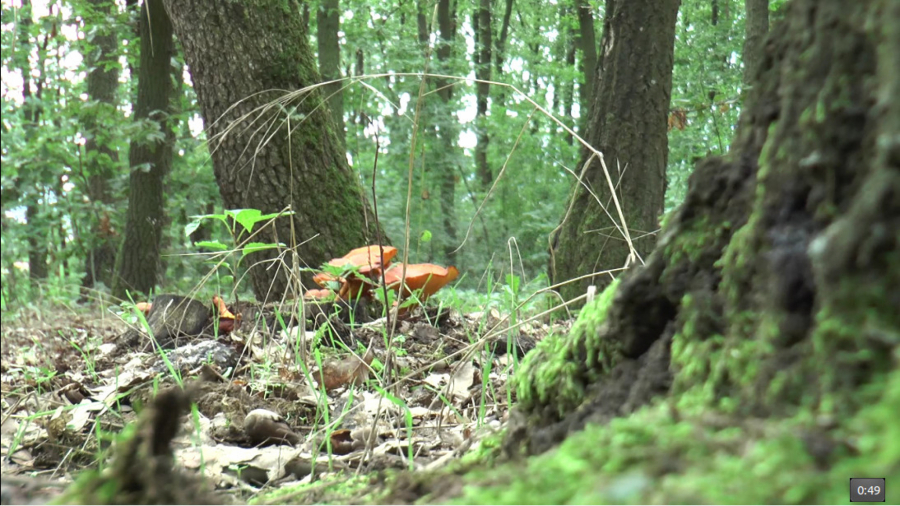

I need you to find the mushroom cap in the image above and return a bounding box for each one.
[304,288,336,300]
[383,263,459,299]
[327,245,397,276]
[315,245,399,299]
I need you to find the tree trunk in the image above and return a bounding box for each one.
[26,203,49,281]
[435,0,459,265]
[513,0,900,476]
[550,0,680,304]
[575,0,598,119]
[81,0,121,291]
[113,0,174,299]
[317,0,345,144]
[17,0,49,282]
[493,0,514,108]
[563,14,577,145]
[161,0,384,301]
[474,0,492,189]
[742,0,769,87]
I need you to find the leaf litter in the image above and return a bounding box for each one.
[0,296,569,503]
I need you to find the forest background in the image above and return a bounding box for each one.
[0,0,781,309]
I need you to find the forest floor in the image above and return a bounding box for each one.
[0,297,561,504]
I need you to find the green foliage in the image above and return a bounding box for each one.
[2,0,753,310]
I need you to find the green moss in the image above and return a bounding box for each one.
[515,279,621,418]
[253,474,374,505]
[449,358,899,504]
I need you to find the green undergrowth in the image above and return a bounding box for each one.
[446,354,899,504]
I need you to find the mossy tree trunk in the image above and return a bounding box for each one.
[549,0,680,304]
[513,0,899,460]
[161,0,384,301]
[113,0,174,300]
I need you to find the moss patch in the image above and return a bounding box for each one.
[514,279,621,419]
[447,357,899,504]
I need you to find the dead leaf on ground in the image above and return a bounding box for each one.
[313,348,375,392]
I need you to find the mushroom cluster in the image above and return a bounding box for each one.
[305,245,458,308]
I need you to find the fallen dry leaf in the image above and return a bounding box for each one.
[313,348,375,392]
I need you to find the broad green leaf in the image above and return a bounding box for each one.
[240,242,282,259]
[195,240,229,251]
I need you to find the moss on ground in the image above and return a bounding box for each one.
[446,349,899,505]
[514,278,621,418]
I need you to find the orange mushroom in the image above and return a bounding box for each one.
[315,245,399,300]
[304,288,336,300]
[212,295,240,334]
[383,263,459,300]
[327,245,397,279]
[135,301,152,316]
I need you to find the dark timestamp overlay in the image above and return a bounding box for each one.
[850,478,885,502]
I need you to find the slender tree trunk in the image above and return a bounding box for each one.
[161,0,384,300]
[550,0,680,303]
[81,0,121,291]
[742,0,769,87]
[474,0,492,188]
[26,203,49,281]
[113,0,174,299]
[435,0,459,265]
[317,0,345,144]
[563,22,577,144]
[575,0,598,119]
[493,0,514,107]
[17,0,49,282]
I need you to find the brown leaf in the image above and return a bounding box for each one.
[313,348,376,392]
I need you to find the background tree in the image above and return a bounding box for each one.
[80,0,123,292]
[473,0,492,188]
[317,0,345,143]
[161,0,383,301]
[550,0,681,303]
[113,0,175,300]
[742,0,769,87]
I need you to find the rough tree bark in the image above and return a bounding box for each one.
[742,0,769,88]
[473,0,492,189]
[161,0,383,301]
[550,0,680,304]
[317,0,345,144]
[81,0,121,291]
[113,0,174,299]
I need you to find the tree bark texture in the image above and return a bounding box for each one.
[161,0,383,301]
[81,0,121,291]
[514,0,899,457]
[550,0,680,304]
[317,0,345,144]
[742,0,769,88]
[474,0,492,188]
[113,0,174,299]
